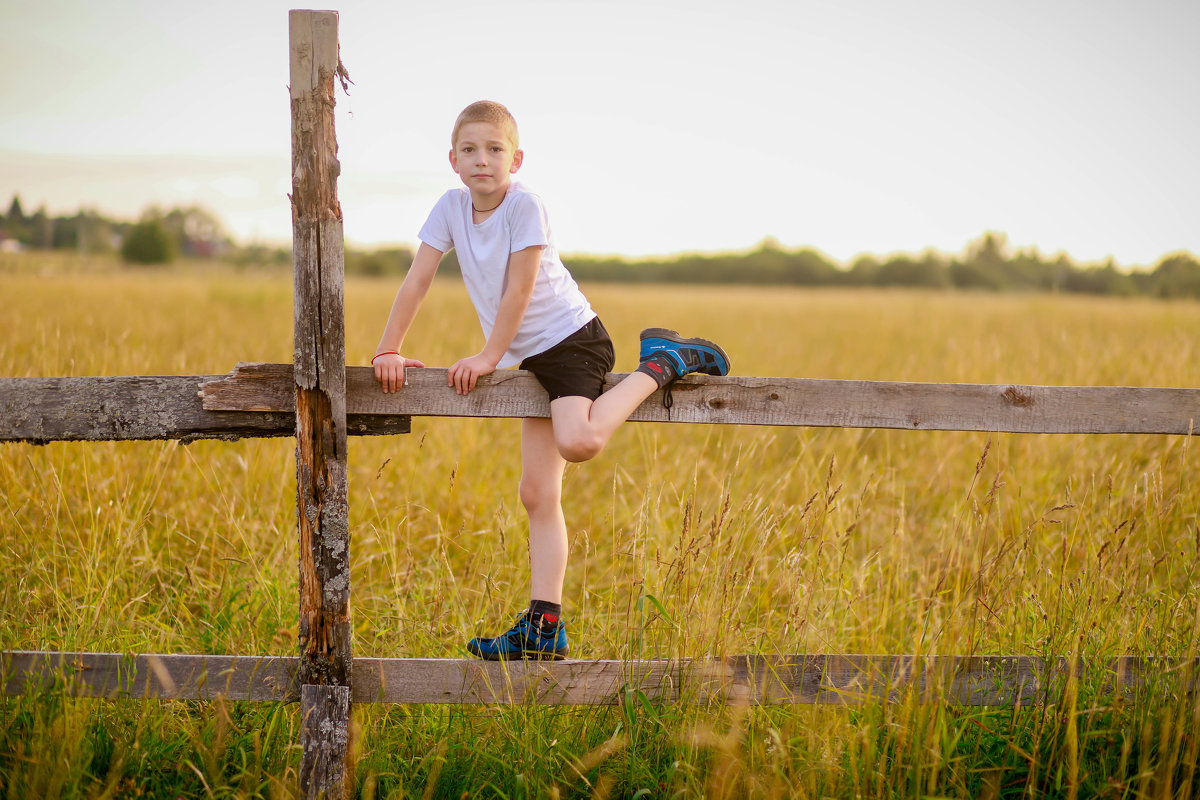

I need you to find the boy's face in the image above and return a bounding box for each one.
[449,121,523,197]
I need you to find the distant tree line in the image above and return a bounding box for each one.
[1,195,233,264]
[356,234,1198,299]
[4,194,1198,298]
[556,233,1200,299]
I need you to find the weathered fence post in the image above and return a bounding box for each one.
[289,9,352,798]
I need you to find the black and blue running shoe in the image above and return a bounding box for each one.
[466,611,570,661]
[639,328,731,378]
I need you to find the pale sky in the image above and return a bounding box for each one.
[2,0,1197,266]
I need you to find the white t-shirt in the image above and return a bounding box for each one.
[418,182,595,368]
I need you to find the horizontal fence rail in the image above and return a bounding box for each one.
[0,373,409,443]
[199,362,1200,434]
[4,651,1196,707]
[3,364,1195,445]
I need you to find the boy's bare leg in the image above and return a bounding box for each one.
[521,416,569,603]
[516,373,656,602]
[549,372,659,463]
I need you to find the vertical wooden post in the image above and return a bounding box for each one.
[289,9,352,798]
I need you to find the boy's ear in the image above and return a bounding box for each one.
[510,149,524,173]
[448,149,460,173]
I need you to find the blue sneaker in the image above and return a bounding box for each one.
[639,328,731,378]
[466,611,570,661]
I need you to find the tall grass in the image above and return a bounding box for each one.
[1,254,1198,797]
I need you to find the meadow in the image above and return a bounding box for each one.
[1,252,1198,798]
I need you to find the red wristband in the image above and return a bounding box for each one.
[372,351,400,364]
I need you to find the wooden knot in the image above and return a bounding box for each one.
[1002,386,1033,407]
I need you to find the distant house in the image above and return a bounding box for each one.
[0,234,22,253]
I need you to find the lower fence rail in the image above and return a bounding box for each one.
[3,651,1195,707]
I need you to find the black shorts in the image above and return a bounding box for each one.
[520,317,616,402]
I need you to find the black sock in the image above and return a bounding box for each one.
[635,354,677,388]
[528,599,562,628]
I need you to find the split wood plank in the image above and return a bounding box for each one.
[0,374,409,443]
[5,651,1194,707]
[200,363,1200,436]
[290,10,351,796]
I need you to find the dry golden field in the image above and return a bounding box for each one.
[1,253,1198,798]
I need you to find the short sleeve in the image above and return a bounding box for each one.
[418,191,456,252]
[507,191,552,254]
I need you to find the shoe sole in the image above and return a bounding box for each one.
[473,650,569,661]
[640,327,731,376]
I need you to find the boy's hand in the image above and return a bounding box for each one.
[374,353,425,394]
[447,353,497,395]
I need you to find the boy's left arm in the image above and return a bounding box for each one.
[448,245,542,395]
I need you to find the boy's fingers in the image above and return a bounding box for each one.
[373,355,415,394]
[374,363,390,393]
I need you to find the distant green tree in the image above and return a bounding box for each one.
[29,206,53,248]
[50,211,114,253]
[2,195,31,244]
[1063,259,1133,296]
[1151,252,1200,298]
[1009,249,1057,290]
[949,259,1003,289]
[846,255,880,286]
[121,217,176,264]
[964,231,1009,275]
[876,255,949,288]
[782,247,839,285]
[51,213,80,249]
[345,247,415,276]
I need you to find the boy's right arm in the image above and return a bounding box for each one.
[374,242,444,393]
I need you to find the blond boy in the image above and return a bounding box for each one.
[374,100,730,659]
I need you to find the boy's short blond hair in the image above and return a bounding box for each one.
[451,100,519,150]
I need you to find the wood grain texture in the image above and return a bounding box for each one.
[290,9,351,693]
[0,651,299,701]
[200,363,1200,435]
[300,684,352,800]
[0,374,409,443]
[6,652,1193,706]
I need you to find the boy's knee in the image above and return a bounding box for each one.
[556,432,603,463]
[519,475,560,512]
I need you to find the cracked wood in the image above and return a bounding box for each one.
[200,363,1200,435]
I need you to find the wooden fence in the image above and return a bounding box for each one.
[1,10,1198,798]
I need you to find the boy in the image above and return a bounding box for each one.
[373,100,729,660]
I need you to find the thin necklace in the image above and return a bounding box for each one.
[472,194,505,214]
